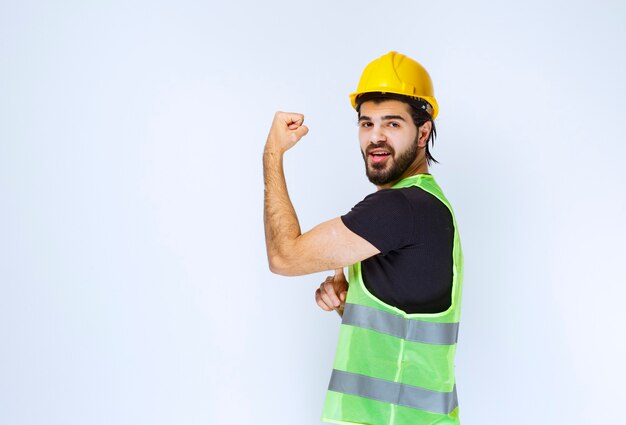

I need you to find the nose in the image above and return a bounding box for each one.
[369,125,386,144]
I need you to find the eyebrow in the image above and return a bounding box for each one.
[358,114,407,122]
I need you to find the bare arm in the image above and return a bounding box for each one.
[263,112,379,276]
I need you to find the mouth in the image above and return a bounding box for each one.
[368,148,392,164]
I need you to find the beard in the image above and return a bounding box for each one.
[362,137,420,186]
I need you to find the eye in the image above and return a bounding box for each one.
[388,121,401,128]
[359,121,373,128]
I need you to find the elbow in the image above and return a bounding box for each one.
[267,255,286,275]
[267,253,300,276]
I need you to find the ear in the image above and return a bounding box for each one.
[417,121,432,148]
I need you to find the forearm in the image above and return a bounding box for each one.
[263,148,302,272]
[262,111,376,276]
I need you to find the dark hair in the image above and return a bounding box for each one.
[355,92,438,165]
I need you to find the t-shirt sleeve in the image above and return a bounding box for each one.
[341,189,415,255]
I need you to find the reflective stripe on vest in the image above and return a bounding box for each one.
[342,303,459,345]
[328,369,458,415]
[322,174,464,425]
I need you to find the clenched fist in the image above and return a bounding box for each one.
[265,111,309,155]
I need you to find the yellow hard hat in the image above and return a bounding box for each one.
[349,51,439,119]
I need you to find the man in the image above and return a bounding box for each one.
[264,51,463,425]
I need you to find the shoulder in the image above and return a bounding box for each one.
[341,189,416,255]
[395,186,451,214]
[342,188,413,227]
[351,188,413,213]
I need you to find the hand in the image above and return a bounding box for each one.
[315,268,348,315]
[265,111,309,155]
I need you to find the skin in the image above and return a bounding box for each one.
[358,100,431,188]
[263,100,432,315]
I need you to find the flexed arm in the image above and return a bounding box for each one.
[263,112,379,276]
[263,111,309,272]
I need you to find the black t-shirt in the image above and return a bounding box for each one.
[341,186,454,314]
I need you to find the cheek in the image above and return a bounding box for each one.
[358,134,369,151]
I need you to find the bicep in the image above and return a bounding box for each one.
[273,217,380,276]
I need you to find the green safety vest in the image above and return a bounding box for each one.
[322,174,464,425]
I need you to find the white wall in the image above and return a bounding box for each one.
[2,1,625,424]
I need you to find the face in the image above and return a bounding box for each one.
[358,99,423,187]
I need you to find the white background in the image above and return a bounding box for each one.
[2,1,625,424]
